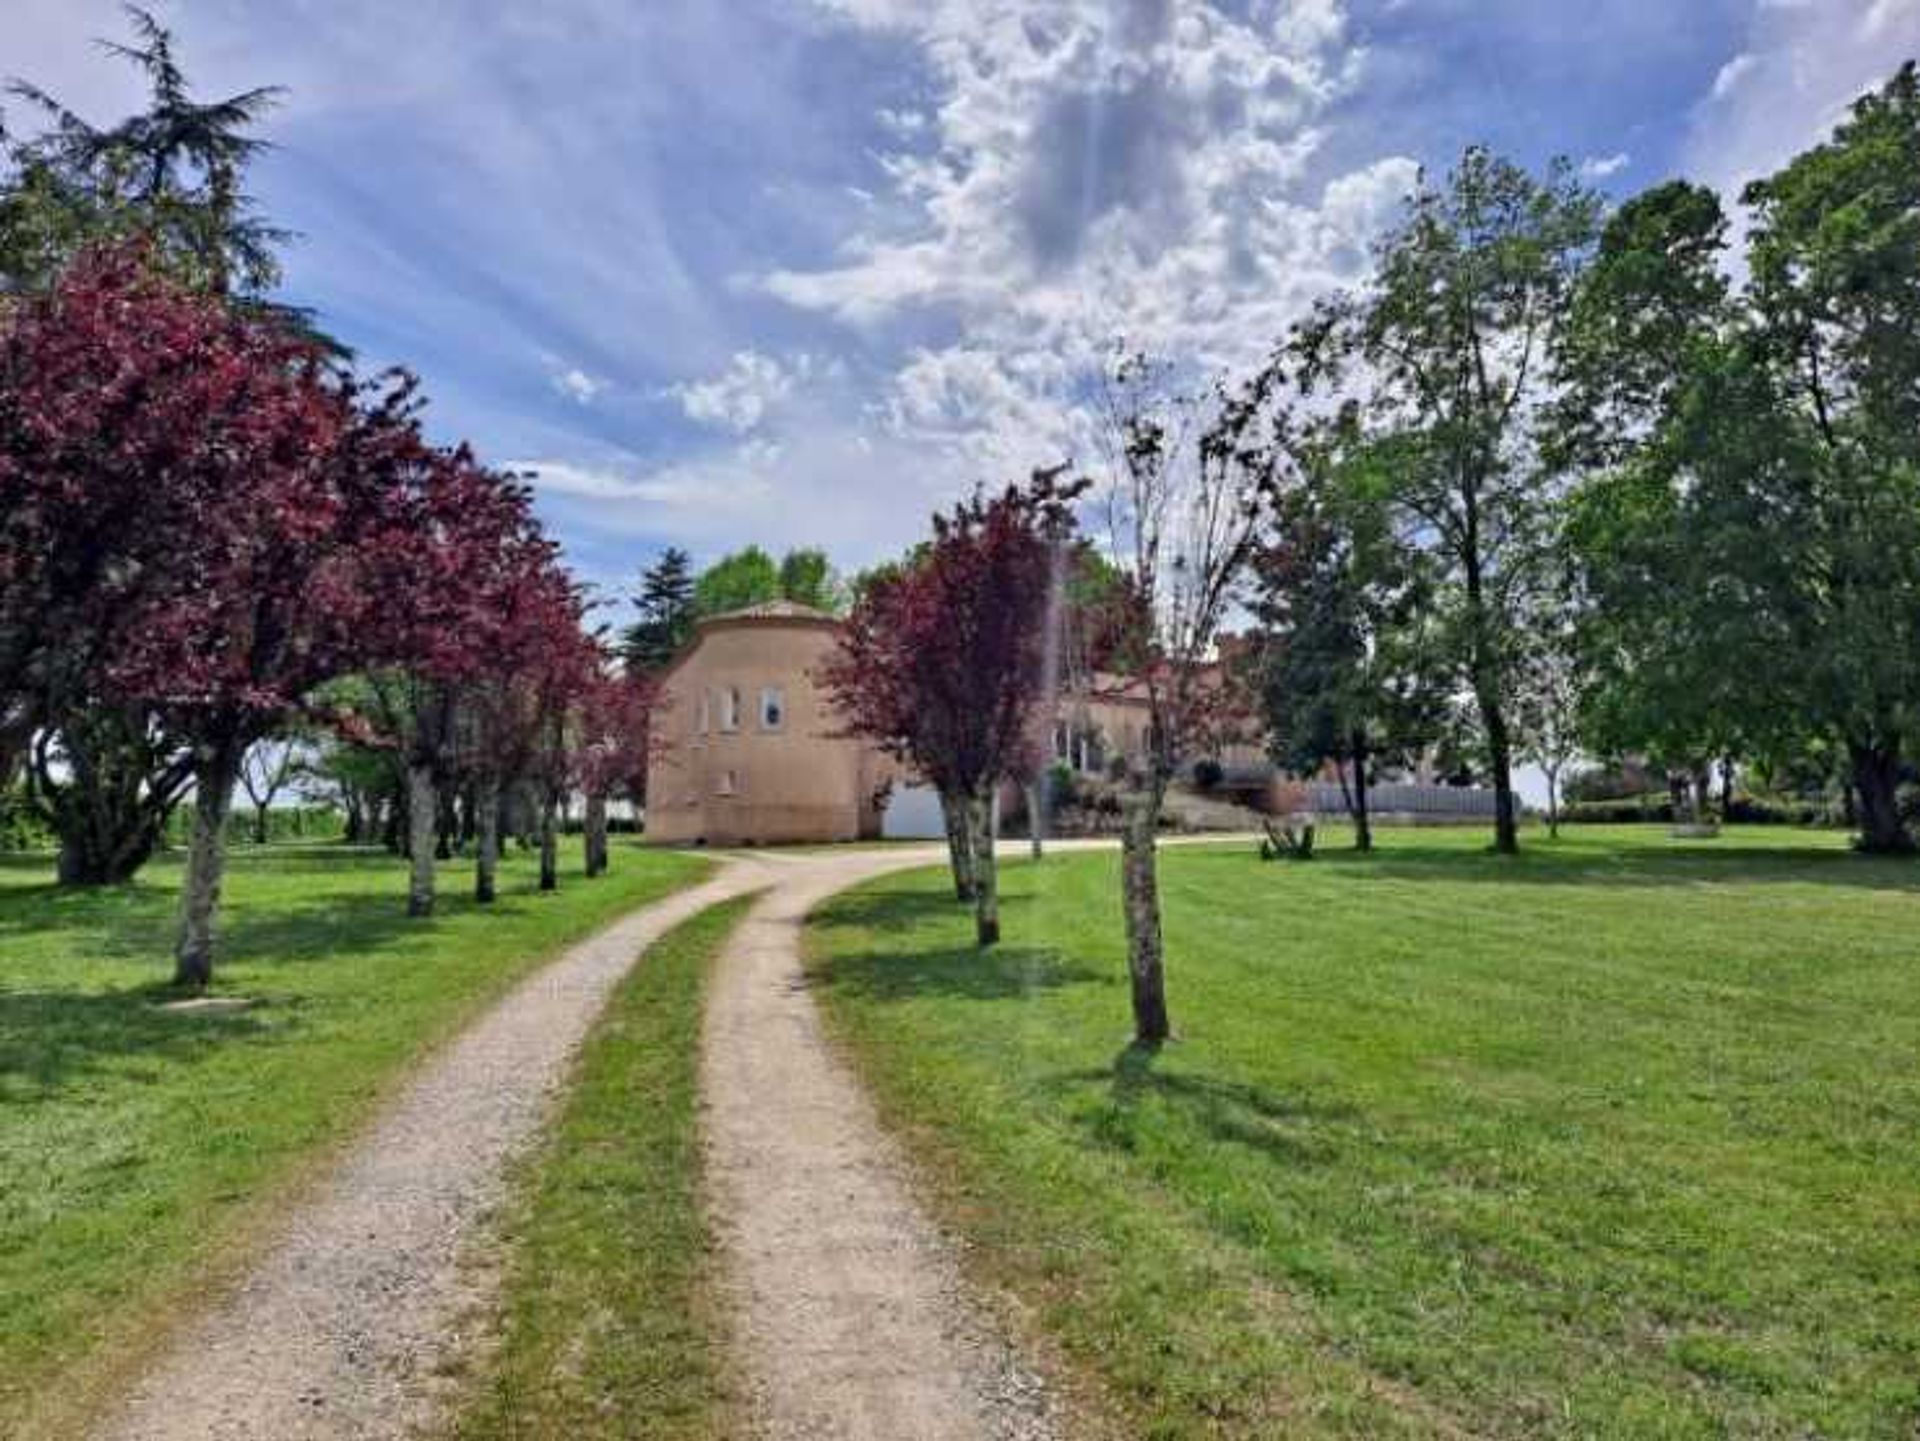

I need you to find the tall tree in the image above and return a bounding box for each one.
[1553,179,1758,803]
[7,250,456,985]
[3,5,289,302]
[1097,354,1272,1043]
[1,8,311,883]
[1739,61,1920,851]
[621,547,696,673]
[1251,427,1441,852]
[823,469,1083,946]
[1292,148,1602,854]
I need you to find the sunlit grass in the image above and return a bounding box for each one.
[808,825,1920,1438]
[453,895,754,1439]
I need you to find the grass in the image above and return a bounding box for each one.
[453,895,755,1439]
[0,837,709,1436]
[805,824,1920,1439]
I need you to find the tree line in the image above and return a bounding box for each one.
[819,62,1920,1047]
[0,11,650,987]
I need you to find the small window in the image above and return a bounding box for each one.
[716,769,737,797]
[697,691,710,735]
[760,686,785,731]
[720,686,741,732]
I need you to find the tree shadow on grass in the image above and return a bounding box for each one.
[809,941,1109,1004]
[0,984,276,1099]
[811,889,1107,1003]
[1047,1042,1354,1169]
[815,885,1041,937]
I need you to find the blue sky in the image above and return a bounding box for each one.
[12,0,1918,612]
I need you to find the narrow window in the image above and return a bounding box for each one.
[716,769,737,797]
[721,686,741,732]
[760,686,785,731]
[697,690,710,735]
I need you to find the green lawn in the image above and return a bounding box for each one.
[0,838,709,1436]
[806,825,1920,1439]
[453,895,754,1439]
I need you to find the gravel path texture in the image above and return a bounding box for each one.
[701,846,1063,1441]
[92,859,774,1441]
[91,840,1096,1441]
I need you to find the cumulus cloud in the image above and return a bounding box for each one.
[1578,151,1630,179]
[766,0,1413,486]
[668,350,828,434]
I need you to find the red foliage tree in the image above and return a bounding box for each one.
[456,551,591,902]
[1,245,589,983]
[573,665,658,878]
[822,468,1083,945]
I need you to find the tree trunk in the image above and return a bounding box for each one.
[252,802,271,847]
[584,791,609,877]
[1691,765,1711,825]
[1720,756,1736,821]
[173,735,242,989]
[1545,763,1562,840]
[1848,740,1912,854]
[1119,788,1170,1044]
[435,786,456,860]
[1350,733,1373,853]
[39,709,179,886]
[1025,780,1044,860]
[1481,696,1519,854]
[969,789,999,947]
[940,789,976,901]
[538,791,559,892]
[473,772,500,904]
[407,763,437,918]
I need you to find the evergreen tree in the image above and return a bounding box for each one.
[621,547,696,673]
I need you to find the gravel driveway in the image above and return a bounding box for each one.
[92,860,773,1441]
[91,841,1088,1440]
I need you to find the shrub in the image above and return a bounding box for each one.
[1562,795,1675,824]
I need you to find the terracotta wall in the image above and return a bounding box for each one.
[647,618,884,845]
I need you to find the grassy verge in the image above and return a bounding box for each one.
[0,838,710,1435]
[806,825,1920,1438]
[453,895,755,1440]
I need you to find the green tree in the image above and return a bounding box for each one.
[3,6,289,301]
[1739,61,1920,851]
[692,545,781,616]
[691,545,846,618]
[1292,147,1602,853]
[1251,430,1442,852]
[1555,181,1761,812]
[621,547,696,673]
[777,547,845,612]
[1564,70,1920,852]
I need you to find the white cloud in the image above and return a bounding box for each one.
[768,1,1409,488]
[1578,151,1630,179]
[1684,0,1920,199]
[550,367,604,404]
[669,350,816,434]
[1710,53,1756,102]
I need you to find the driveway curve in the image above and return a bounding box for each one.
[92,841,1084,1440]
